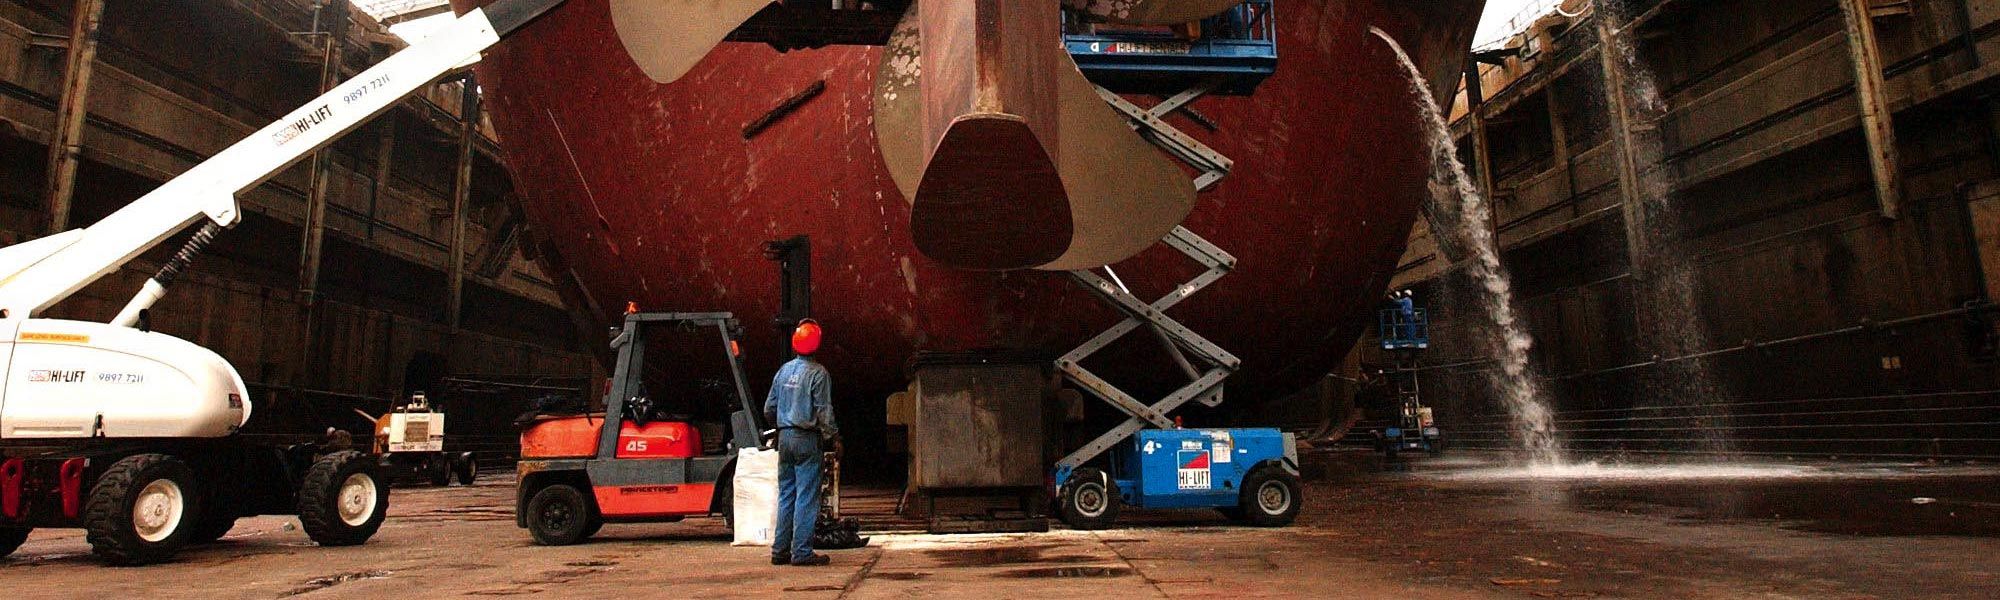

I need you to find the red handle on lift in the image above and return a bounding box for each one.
[0,458,23,520]
[59,458,86,519]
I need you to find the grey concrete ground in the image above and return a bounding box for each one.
[4,452,1996,598]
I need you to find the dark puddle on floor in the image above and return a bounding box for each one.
[565,560,618,568]
[996,566,1134,578]
[923,543,1096,567]
[1567,475,2000,537]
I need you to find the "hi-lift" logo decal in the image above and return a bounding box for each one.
[1177,449,1212,490]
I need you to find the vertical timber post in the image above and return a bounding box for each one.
[298,5,345,301]
[41,0,105,235]
[1596,10,1650,276]
[1463,63,1500,249]
[1545,82,1577,215]
[367,114,396,243]
[447,77,480,332]
[1837,0,1905,219]
[297,1,347,390]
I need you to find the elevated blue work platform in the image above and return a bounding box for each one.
[1063,1,1278,96]
[1379,307,1431,351]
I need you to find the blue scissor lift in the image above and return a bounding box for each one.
[1050,2,1302,530]
[1377,307,1443,457]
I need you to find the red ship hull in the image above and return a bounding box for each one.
[456,0,1484,426]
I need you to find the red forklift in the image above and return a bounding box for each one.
[515,312,766,545]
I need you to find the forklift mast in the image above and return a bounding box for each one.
[597,312,766,458]
[763,235,812,357]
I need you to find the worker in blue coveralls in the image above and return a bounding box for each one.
[764,319,838,567]
[1395,290,1418,341]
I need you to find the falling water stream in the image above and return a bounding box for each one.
[1596,0,1737,457]
[1373,27,1563,467]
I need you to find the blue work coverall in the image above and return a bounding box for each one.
[763,356,837,563]
[1396,295,1417,340]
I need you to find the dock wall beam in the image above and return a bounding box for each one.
[1838,0,1905,219]
[41,0,105,235]
[447,78,481,331]
[1596,12,1652,273]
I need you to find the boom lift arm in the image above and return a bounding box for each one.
[0,0,565,320]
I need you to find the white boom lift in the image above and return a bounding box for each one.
[0,0,565,565]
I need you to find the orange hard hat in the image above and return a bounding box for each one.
[791,319,823,355]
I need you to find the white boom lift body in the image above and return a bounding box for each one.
[0,2,550,442]
[0,0,565,565]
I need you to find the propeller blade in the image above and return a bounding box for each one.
[1040,57,1195,271]
[609,0,770,83]
[874,1,1196,271]
[1065,0,1244,26]
[873,5,923,202]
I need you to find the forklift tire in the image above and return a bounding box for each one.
[1239,465,1302,527]
[526,484,593,546]
[84,453,198,565]
[454,456,478,486]
[1,527,29,557]
[716,477,734,531]
[1057,467,1120,530]
[582,516,606,539]
[298,451,389,547]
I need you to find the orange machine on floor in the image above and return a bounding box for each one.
[515,312,766,545]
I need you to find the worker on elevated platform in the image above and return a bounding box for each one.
[765,319,839,567]
[1395,290,1417,340]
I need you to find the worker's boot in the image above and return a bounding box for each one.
[771,555,789,566]
[790,553,830,566]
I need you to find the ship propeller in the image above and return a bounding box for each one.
[875,1,1239,271]
[610,0,1242,270]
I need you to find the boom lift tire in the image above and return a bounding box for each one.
[428,458,452,487]
[1057,467,1120,530]
[84,454,198,565]
[525,484,593,546]
[298,451,389,546]
[1238,464,1301,527]
[185,482,239,544]
[1,527,30,556]
[186,512,238,545]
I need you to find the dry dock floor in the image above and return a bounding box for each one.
[4,453,1997,598]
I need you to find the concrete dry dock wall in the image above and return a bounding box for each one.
[0,0,595,439]
[1391,0,2000,459]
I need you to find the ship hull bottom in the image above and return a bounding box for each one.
[455,0,1487,459]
